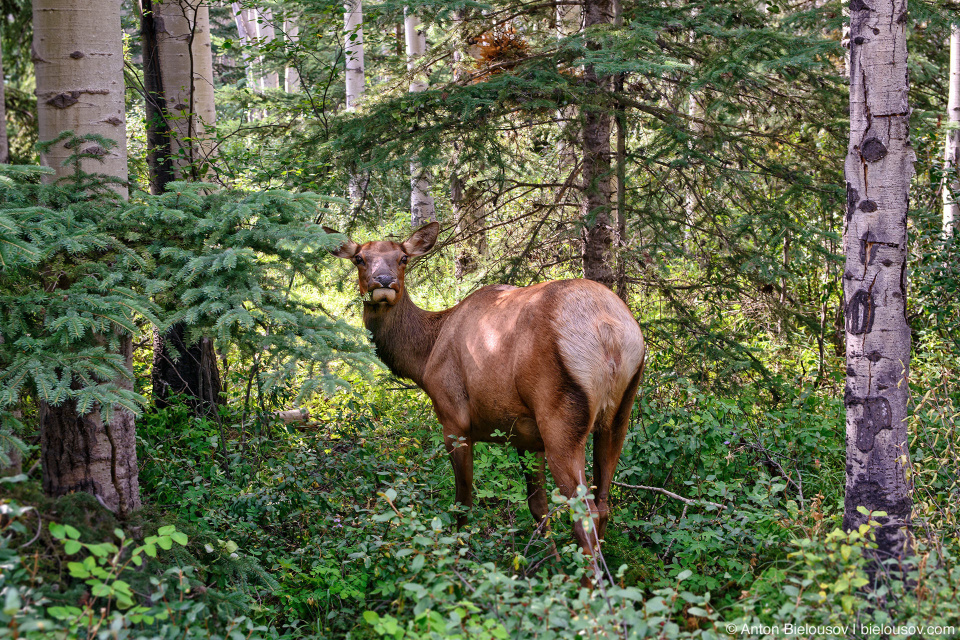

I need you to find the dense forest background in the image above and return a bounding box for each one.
[1,0,959,638]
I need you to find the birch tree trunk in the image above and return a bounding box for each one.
[945,24,959,235]
[231,4,256,89]
[255,8,279,91]
[345,0,368,210]
[34,0,128,195]
[152,0,217,180]
[404,7,435,227]
[33,0,140,515]
[842,0,914,562]
[0,46,8,164]
[284,17,300,93]
[141,0,223,415]
[580,0,615,290]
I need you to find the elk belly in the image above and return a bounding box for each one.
[371,288,398,304]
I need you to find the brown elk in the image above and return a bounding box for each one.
[324,221,645,557]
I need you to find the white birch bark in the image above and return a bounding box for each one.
[32,0,140,515]
[284,18,300,93]
[231,3,256,89]
[944,24,959,235]
[344,0,367,209]
[842,0,913,561]
[155,0,217,180]
[344,0,365,109]
[254,8,279,90]
[33,0,128,194]
[404,7,435,227]
[0,46,8,164]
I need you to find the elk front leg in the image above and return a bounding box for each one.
[444,428,473,528]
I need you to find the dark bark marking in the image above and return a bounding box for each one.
[47,92,80,108]
[853,36,866,45]
[860,137,888,162]
[82,145,107,158]
[858,199,877,212]
[849,0,870,11]
[104,116,123,126]
[859,232,878,266]
[846,289,875,335]
[846,183,859,222]
[845,395,892,452]
[69,50,85,59]
[846,366,856,376]
[866,351,882,362]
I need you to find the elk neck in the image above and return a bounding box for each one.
[362,289,449,388]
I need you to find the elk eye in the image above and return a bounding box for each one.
[354,255,365,266]
[400,255,409,265]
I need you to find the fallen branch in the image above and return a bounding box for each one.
[274,408,310,424]
[613,481,725,510]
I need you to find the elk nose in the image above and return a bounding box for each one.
[374,274,396,288]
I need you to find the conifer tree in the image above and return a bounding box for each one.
[580,0,615,289]
[141,0,223,414]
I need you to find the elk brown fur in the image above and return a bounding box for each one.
[324,221,646,558]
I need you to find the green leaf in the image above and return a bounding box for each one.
[171,531,188,546]
[363,611,379,625]
[49,523,65,540]
[64,524,81,540]
[157,525,176,536]
[63,540,82,555]
[67,562,90,579]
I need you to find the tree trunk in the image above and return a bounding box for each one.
[231,3,256,90]
[152,326,222,413]
[345,0,368,210]
[254,8,279,91]
[0,45,8,164]
[344,0,365,110]
[404,7,435,227]
[40,334,140,514]
[612,0,627,301]
[842,0,914,563]
[34,0,128,196]
[580,0,615,290]
[451,9,486,280]
[142,0,223,415]
[151,0,217,181]
[33,0,141,516]
[945,24,959,235]
[284,17,300,93]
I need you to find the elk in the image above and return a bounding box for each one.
[324,221,645,557]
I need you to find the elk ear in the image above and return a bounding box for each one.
[402,221,439,256]
[323,226,360,259]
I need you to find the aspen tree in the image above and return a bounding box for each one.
[33,0,140,514]
[404,7,435,227]
[842,0,914,562]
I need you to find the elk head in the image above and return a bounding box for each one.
[323,222,439,305]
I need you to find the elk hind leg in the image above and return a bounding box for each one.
[593,368,643,542]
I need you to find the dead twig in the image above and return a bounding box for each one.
[613,481,725,510]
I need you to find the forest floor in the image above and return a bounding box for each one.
[3,358,959,638]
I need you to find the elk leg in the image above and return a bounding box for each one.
[593,368,643,542]
[519,449,549,525]
[441,425,473,529]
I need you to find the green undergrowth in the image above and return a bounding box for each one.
[2,368,959,638]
